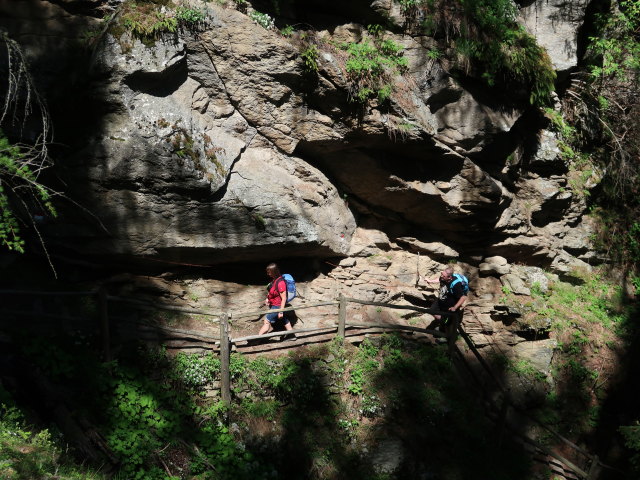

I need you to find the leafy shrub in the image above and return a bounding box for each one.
[249,10,275,30]
[116,1,207,40]
[120,2,178,38]
[396,0,556,106]
[343,36,408,103]
[172,352,220,390]
[175,6,206,24]
[589,0,640,81]
[280,24,295,37]
[300,44,319,73]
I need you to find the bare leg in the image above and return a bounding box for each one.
[259,318,272,335]
[284,322,293,331]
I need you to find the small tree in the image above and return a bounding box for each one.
[0,31,57,266]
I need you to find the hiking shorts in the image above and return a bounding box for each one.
[266,305,290,325]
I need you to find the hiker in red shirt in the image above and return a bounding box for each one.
[258,263,294,336]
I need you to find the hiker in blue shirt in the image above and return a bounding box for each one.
[419,266,468,322]
[258,263,295,336]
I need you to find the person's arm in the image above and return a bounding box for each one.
[278,289,287,319]
[449,295,467,311]
[418,274,440,285]
[448,283,467,311]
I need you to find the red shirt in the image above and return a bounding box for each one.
[267,277,286,307]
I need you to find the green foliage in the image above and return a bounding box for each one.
[589,0,640,80]
[10,325,537,480]
[628,222,640,265]
[509,359,547,382]
[528,273,625,332]
[101,351,263,479]
[300,44,319,73]
[544,108,576,141]
[561,359,599,384]
[542,108,599,197]
[117,1,206,40]
[280,24,295,37]
[0,132,56,253]
[348,339,380,395]
[619,421,640,474]
[175,6,206,24]
[342,34,408,104]
[367,23,383,37]
[581,1,640,272]
[249,10,275,30]
[241,398,280,420]
[0,403,105,480]
[426,47,441,60]
[172,352,220,390]
[356,338,379,359]
[396,0,556,106]
[359,394,383,417]
[120,2,178,38]
[398,0,421,14]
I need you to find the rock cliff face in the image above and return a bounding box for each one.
[1,0,602,370]
[0,0,599,269]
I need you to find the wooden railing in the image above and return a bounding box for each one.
[215,294,456,403]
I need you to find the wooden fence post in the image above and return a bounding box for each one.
[220,312,231,405]
[97,287,110,362]
[337,294,346,338]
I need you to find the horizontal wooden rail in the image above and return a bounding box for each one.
[344,297,457,317]
[230,301,340,320]
[233,323,449,345]
[107,295,223,319]
[347,322,448,338]
[234,325,338,343]
[118,319,220,343]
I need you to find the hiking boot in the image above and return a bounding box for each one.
[282,333,297,341]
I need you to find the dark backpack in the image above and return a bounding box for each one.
[449,273,470,295]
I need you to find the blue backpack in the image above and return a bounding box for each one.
[277,274,297,302]
[449,273,469,295]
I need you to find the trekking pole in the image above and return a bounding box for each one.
[415,252,420,287]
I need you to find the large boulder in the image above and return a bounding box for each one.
[519,0,591,74]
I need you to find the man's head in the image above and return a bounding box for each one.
[440,266,454,282]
